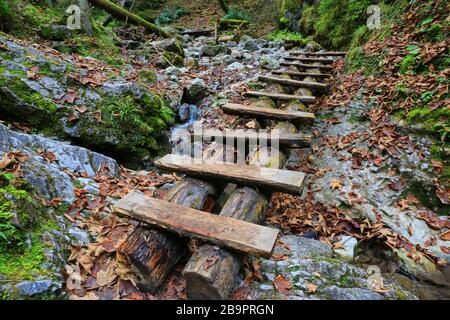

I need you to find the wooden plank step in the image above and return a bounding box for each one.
[181,28,215,36]
[280,62,333,71]
[258,75,328,91]
[191,129,312,147]
[290,51,347,56]
[285,56,334,64]
[244,91,316,104]
[222,103,315,125]
[272,70,331,78]
[113,192,279,258]
[155,154,306,195]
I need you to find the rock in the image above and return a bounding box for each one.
[260,55,280,70]
[240,35,259,51]
[178,103,191,122]
[231,49,244,59]
[225,62,245,70]
[40,25,72,41]
[200,44,231,57]
[15,280,53,296]
[334,236,358,259]
[248,235,415,300]
[182,78,208,104]
[101,82,142,98]
[68,227,91,245]
[0,123,119,201]
[150,38,185,58]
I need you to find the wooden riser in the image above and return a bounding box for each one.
[280,62,333,71]
[258,75,328,91]
[244,91,316,104]
[191,129,312,148]
[272,70,331,78]
[155,154,306,195]
[290,51,347,57]
[222,103,315,125]
[285,56,334,64]
[113,192,279,258]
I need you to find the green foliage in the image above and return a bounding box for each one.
[224,7,251,22]
[156,6,188,25]
[0,0,14,31]
[266,29,307,46]
[398,45,423,75]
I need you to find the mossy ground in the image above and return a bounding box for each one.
[0,173,63,299]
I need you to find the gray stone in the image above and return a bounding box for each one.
[101,81,142,98]
[15,280,53,296]
[200,44,231,57]
[334,236,358,259]
[183,78,208,104]
[225,62,245,70]
[260,55,280,70]
[240,35,259,51]
[68,227,91,245]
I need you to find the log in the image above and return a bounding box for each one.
[285,56,334,64]
[272,70,331,79]
[258,75,327,91]
[222,103,315,125]
[280,62,333,71]
[290,51,347,56]
[181,28,215,37]
[244,91,316,104]
[155,154,306,195]
[183,187,268,299]
[119,178,216,293]
[87,0,172,37]
[113,192,279,258]
[183,138,285,300]
[220,19,250,29]
[191,129,311,148]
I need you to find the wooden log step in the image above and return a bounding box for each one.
[155,154,306,195]
[285,56,334,64]
[222,103,315,125]
[258,75,328,91]
[181,28,215,36]
[244,91,315,104]
[272,70,331,78]
[290,51,347,56]
[280,62,333,71]
[192,129,312,148]
[113,192,279,258]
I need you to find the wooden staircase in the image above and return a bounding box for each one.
[113,48,346,300]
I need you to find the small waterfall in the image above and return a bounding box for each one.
[170,104,199,154]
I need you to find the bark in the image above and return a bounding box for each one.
[119,178,216,293]
[218,0,229,14]
[87,0,172,37]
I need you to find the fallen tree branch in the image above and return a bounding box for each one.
[87,0,172,38]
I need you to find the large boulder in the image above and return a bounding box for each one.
[182,78,209,104]
[200,44,231,57]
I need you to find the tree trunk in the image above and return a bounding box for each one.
[183,187,268,299]
[183,144,285,299]
[119,178,216,293]
[87,0,172,37]
[76,0,93,35]
[218,0,229,14]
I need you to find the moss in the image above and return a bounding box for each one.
[139,69,157,84]
[266,30,308,47]
[162,51,184,67]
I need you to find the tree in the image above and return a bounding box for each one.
[218,0,229,14]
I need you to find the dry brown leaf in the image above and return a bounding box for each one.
[330,179,343,191]
[273,274,292,295]
[96,262,117,287]
[306,283,318,293]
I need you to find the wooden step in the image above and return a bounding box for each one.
[181,28,215,36]
[290,51,347,57]
[155,154,306,195]
[258,75,328,91]
[222,103,315,125]
[286,56,334,64]
[280,62,333,71]
[113,192,279,258]
[244,91,316,104]
[272,70,331,79]
[191,129,312,148]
